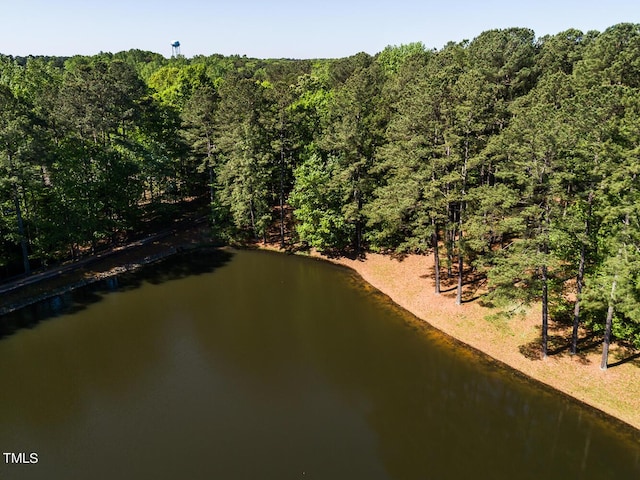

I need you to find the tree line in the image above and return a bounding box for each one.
[1,24,639,366]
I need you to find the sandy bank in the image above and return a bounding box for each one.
[305,250,640,431]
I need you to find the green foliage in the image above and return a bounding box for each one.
[148,64,210,107]
[2,25,640,354]
[375,42,428,76]
[212,72,275,240]
[467,27,538,100]
[289,153,352,251]
[575,23,640,88]
[536,29,593,75]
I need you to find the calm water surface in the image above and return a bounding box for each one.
[1,248,639,479]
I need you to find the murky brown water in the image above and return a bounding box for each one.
[1,248,639,479]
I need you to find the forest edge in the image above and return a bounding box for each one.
[1,226,638,436]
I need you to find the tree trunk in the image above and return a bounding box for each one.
[600,276,618,371]
[8,153,30,275]
[571,241,586,355]
[353,166,363,255]
[446,225,454,278]
[541,264,549,359]
[207,137,215,212]
[354,187,363,255]
[446,202,453,278]
[572,191,592,355]
[456,233,463,305]
[279,135,285,249]
[432,219,441,294]
[249,197,256,239]
[13,186,31,275]
[541,199,552,359]
[457,136,468,306]
[208,164,215,225]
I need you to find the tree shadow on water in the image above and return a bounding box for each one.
[0,248,234,341]
[125,247,233,287]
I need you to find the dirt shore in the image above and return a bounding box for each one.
[306,250,640,431]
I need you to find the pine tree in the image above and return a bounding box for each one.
[0,85,34,274]
[482,74,573,358]
[320,57,386,253]
[214,73,274,241]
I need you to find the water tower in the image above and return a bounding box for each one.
[171,41,181,57]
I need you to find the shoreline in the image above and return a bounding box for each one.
[0,226,211,317]
[2,234,639,433]
[0,248,178,316]
[297,248,640,433]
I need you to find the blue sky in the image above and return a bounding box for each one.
[1,0,638,58]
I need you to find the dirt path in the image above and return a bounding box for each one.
[0,230,174,296]
[0,224,211,316]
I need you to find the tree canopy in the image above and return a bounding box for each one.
[2,25,640,366]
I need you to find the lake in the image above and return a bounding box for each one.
[1,248,639,479]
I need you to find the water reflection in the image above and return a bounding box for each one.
[0,249,233,430]
[0,248,638,479]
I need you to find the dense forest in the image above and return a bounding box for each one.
[1,24,640,366]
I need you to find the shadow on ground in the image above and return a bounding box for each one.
[518,328,640,369]
[419,263,487,304]
[607,348,640,369]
